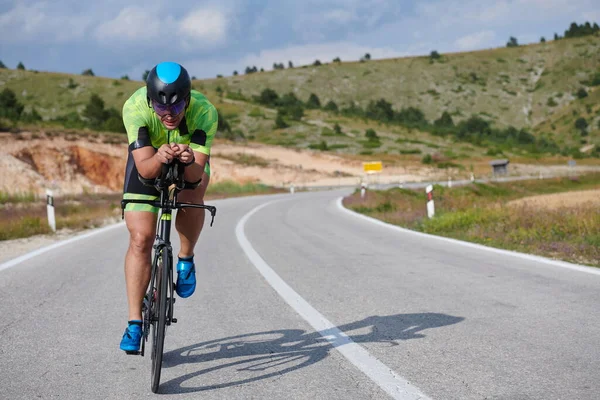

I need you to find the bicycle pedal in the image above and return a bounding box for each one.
[171,318,177,323]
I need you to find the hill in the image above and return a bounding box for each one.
[200,36,600,129]
[0,35,599,161]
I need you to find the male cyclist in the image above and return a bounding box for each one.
[119,62,218,352]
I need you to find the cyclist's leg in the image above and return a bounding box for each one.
[124,211,158,321]
[175,170,210,257]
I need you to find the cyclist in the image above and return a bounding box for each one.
[119,61,218,352]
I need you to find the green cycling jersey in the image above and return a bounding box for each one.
[122,86,218,156]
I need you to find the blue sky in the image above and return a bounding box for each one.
[1,0,598,80]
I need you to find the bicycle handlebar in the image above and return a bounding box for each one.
[120,199,216,226]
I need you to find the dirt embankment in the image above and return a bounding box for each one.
[0,131,439,196]
[1,132,127,195]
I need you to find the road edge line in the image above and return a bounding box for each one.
[236,199,431,400]
[336,197,600,276]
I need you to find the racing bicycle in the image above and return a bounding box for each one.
[120,161,217,393]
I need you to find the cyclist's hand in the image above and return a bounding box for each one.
[172,144,195,164]
[156,144,176,164]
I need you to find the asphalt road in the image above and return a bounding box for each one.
[1,189,599,399]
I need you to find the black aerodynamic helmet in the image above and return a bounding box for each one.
[146,61,191,105]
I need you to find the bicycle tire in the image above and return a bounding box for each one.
[150,248,170,393]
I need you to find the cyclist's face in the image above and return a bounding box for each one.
[152,99,186,129]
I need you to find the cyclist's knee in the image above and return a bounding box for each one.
[128,231,154,254]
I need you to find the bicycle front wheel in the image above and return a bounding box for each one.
[150,248,170,393]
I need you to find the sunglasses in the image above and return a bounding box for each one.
[151,99,186,116]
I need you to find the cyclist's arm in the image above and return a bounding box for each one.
[132,145,173,179]
[123,87,173,179]
[183,103,218,182]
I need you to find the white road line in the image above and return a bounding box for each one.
[236,199,431,400]
[0,222,125,272]
[336,197,600,276]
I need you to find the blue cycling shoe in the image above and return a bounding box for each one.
[175,256,196,298]
[120,321,142,353]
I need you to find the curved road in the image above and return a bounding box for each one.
[1,189,599,399]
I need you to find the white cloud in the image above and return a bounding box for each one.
[178,8,228,42]
[95,6,228,50]
[95,7,164,42]
[0,2,91,43]
[454,30,496,50]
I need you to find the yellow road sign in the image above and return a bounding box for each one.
[363,161,382,173]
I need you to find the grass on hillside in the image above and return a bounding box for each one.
[342,173,600,267]
[2,35,599,161]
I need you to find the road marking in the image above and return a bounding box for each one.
[236,200,431,400]
[336,197,600,277]
[0,222,125,272]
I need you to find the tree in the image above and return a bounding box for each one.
[82,94,125,132]
[366,98,394,122]
[540,37,546,43]
[288,61,294,68]
[364,53,371,61]
[279,92,302,108]
[81,69,95,76]
[102,108,125,133]
[256,88,279,107]
[324,100,338,112]
[17,62,25,70]
[0,88,24,120]
[121,75,130,80]
[191,76,196,80]
[554,33,560,40]
[83,94,107,129]
[575,117,588,132]
[506,37,519,47]
[576,88,588,99]
[333,123,342,135]
[142,70,150,81]
[430,50,441,60]
[274,110,289,129]
[306,93,321,109]
[365,128,379,141]
[333,57,341,63]
[434,111,454,127]
[233,70,238,76]
[290,105,304,120]
[0,60,6,68]
[313,59,322,66]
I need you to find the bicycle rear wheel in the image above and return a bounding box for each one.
[150,248,170,393]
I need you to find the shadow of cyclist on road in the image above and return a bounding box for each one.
[159,312,464,394]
